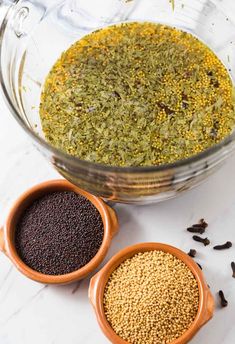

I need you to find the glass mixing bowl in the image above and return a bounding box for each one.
[0,0,235,203]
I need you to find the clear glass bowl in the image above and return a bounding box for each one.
[1,0,235,203]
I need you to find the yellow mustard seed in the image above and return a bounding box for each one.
[40,22,235,167]
[103,250,199,344]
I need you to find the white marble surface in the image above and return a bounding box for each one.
[0,94,235,344]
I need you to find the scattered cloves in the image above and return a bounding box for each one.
[231,262,235,278]
[188,249,197,258]
[218,290,228,307]
[193,235,210,246]
[187,219,208,234]
[213,241,232,250]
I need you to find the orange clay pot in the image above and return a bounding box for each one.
[89,242,214,344]
[0,179,118,284]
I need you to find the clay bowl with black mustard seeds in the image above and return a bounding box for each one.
[89,243,214,344]
[0,179,118,284]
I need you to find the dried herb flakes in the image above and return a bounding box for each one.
[40,22,235,167]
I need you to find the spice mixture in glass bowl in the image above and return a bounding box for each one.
[40,22,235,167]
[1,0,235,203]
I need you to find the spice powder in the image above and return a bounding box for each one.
[40,22,235,167]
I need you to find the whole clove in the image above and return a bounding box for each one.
[231,262,235,278]
[199,219,208,228]
[188,249,197,258]
[218,290,228,307]
[187,219,208,234]
[187,227,205,234]
[192,235,210,246]
[213,241,232,250]
[193,219,208,228]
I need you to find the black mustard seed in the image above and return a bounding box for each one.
[15,191,104,275]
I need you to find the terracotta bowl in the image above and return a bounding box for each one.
[0,179,118,284]
[89,242,214,344]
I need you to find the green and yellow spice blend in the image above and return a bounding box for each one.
[103,250,199,344]
[40,22,235,167]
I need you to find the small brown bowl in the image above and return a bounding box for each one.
[89,242,214,344]
[0,179,118,284]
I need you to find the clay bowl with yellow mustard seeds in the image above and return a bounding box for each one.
[0,179,118,284]
[89,242,214,344]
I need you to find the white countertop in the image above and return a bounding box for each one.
[0,90,235,344]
